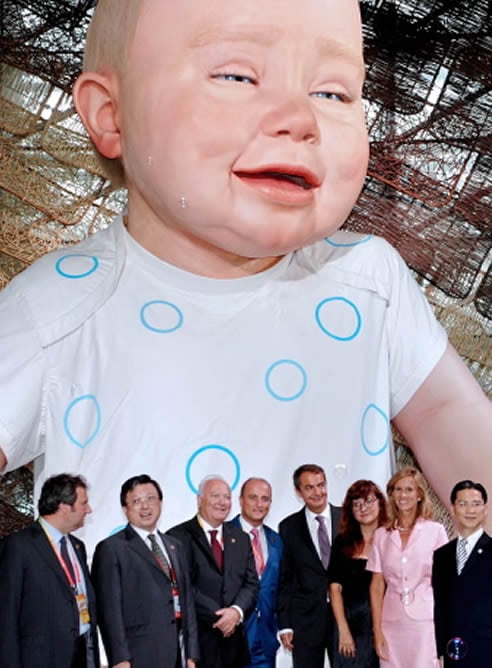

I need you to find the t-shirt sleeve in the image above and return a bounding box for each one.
[382,241,448,416]
[0,281,46,471]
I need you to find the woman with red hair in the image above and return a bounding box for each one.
[328,479,387,667]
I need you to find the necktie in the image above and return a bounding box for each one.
[457,537,468,575]
[209,529,223,570]
[315,515,331,569]
[59,535,76,583]
[251,527,265,576]
[148,534,171,579]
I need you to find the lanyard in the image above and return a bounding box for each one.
[39,520,82,589]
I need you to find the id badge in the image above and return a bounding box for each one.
[76,593,91,624]
[172,585,182,618]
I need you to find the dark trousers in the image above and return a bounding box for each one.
[72,631,96,668]
[293,644,328,668]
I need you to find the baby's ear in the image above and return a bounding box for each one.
[73,72,122,160]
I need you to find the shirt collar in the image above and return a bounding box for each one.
[198,514,223,540]
[305,505,331,524]
[239,516,263,534]
[39,516,65,545]
[131,523,160,544]
[457,527,484,552]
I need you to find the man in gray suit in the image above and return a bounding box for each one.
[91,474,199,668]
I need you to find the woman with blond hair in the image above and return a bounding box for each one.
[367,467,447,667]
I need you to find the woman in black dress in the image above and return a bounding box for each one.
[328,479,387,667]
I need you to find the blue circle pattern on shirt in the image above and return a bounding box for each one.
[185,444,241,494]
[265,359,307,401]
[63,394,102,448]
[55,254,100,279]
[324,234,372,247]
[315,297,362,341]
[140,300,184,333]
[360,403,390,456]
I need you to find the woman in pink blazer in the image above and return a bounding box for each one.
[367,467,448,668]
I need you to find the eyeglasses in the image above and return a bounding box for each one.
[454,500,485,509]
[128,495,160,508]
[352,496,378,511]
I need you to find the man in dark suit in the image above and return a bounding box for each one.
[432,479,492,668]
[168,475,258,668]
[229,477,284,668]
[277,464,341,668]
[91,474,199,668]
[0,473,99,668]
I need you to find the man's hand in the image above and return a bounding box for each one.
[187,660,196,668]
[113,663,130,668]
[213,607,240,637]
[279,631,294,651]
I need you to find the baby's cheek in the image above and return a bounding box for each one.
[332,128,369,183]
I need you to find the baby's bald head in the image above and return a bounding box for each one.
[83,0,144,74]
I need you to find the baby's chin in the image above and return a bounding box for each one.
[234,224,343,258]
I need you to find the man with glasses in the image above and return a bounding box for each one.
[432,480,492,668]
[91,474,199,668]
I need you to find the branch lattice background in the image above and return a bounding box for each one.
[1,0,490,535]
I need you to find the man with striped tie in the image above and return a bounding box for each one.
[91,474,199,668]
[230,478,284,668]
[432,480,492,668]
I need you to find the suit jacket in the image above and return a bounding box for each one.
[368,519,448,622]
[0,520,99,668]
[229,515,284,660]
[277,504,341,647]
[432,532,492,668]
[91,524,199,668]
[168,516,258,668]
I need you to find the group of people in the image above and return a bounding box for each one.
[1,464,490,668]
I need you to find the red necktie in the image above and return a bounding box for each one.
[251,527,265,576]
[209,529,223,570]
[60,536,76,583]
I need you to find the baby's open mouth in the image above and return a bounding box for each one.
[235,170,314,190]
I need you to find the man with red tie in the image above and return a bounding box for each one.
[0,473,99,668]
[230,478,284,668]
[168,475,258,668]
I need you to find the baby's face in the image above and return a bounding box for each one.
[119,0,368,267]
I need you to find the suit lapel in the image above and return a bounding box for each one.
[125,524,163,574]
[299,509,325,568]
[161,532,180,580]
[223,522,241,577]
[189,516,221,572]
[263,525,280,574]
[32,522,74,593]
[460,532,491,575]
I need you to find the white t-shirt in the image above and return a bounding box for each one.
[0,219,447,556]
